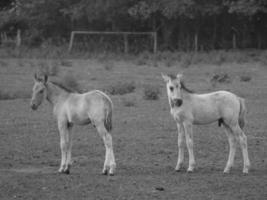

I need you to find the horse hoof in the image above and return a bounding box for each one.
[243,168,249,174]
[175,169,182,172]
[187,169,194,173]
[243,170,249,175]
[102,170,108,175]
[58,170,70,175]
[109,173,115,176]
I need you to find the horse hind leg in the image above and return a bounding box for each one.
[64,125,73,174]
[223,124,237,174]
[231,125,250,174]
[96,122,116,176]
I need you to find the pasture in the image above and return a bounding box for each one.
[0,52,267,199]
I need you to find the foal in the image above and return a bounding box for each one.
[30,74,116,175]
[162,73,250,174]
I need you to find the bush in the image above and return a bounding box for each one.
[0,60,8,67]
[143,85,160,100]
[103,61,114,71]
[136,54,148,66]
[122,99,136,107]
[60,60,72,67]
[0,91,13,100]
[240,75,252,82]
[106,81,135,95]
[210,72,231,86]
[0,90,30,100]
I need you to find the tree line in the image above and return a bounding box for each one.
[0,0,267,51]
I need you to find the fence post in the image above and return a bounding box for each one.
[232,33,237,49]
[194,33,198,52]
[68,31,75,52]
[123,33,128,53]
[153,32,157,54]
[16,29,21,48]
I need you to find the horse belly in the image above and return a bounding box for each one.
[192,108,220,125]
[66,104,91,125]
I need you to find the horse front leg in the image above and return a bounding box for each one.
[175,123,185,171]
[184,122,196,172]
[58,121,72,174]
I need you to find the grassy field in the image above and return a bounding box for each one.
[0,52,267,199]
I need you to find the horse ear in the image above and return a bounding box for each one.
[43,74,48,83]
[161,73,170,82]
[176,74,183,81]
[34,73,38,82]
[34,73,48,83]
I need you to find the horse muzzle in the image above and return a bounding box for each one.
[30,103,38,110]
[173,99,183,107]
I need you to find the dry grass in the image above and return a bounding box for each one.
[143,85,160,100]
[240,75,252,82]
[0,90,30,100]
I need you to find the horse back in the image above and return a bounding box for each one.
[188,91,241,125]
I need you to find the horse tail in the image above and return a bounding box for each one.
[238,97,246,130]
[104,100,113,132]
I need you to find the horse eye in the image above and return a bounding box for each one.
[169,86,174,92]
[39,90,44,94]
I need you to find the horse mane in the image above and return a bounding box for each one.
[181,81,194,93]
[50,80,80,93]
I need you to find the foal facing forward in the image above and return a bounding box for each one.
[30,74,116,175]
[162,73,250,174]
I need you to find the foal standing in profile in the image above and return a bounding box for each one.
[162,73,250,174]
[30,73,116,175]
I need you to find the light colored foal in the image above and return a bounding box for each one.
[162,73,250,174]
[30,74,116,175]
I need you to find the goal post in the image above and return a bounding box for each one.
[68,31,157,53]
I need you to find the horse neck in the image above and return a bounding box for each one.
[46,82,69,106]
[182,90,194,100]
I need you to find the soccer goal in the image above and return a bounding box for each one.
[68,31,157,53]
